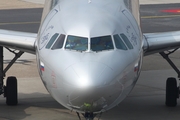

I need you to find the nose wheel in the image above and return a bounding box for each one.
[84,112,95,120]
[77,112,97,120]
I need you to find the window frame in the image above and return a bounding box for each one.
[120,33,133,49]
[90,35,114,52]
[64,35,89,52]
[45,33,59,49]
[113,34,128,50]
[51,34,66,50]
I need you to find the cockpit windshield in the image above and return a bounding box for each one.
[91,35,114,51]
[65,35,88,51]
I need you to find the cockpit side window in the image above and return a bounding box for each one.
[91,35,114,51]
[46,33,59,49]
[113,34,128,50]
[120,34,133,49]
[65,35,88,51]
[51,34,66,50]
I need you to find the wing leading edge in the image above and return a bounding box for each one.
[143,31,180,56]
[0,29,37,54]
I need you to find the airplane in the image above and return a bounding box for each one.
[0,0,180,119]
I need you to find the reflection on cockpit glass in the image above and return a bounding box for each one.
[91,35,114,51]
[46,33,59,49]
[113,34,128,50]
[120,34,133,49]
[52,34,66,50]
[65,35,88,51]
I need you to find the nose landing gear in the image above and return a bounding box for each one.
[83,112,95,120]
[77,112,98,120]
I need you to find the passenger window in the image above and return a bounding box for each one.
[65,35,88,51]
[120,34,133,49]
[91,35,114,51]
[113,34,127,50]
[46,33,59,49]
[52,34,66,50]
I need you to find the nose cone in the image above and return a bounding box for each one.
[67,81,123,113]
[62,62,123,112]
[63,61,113,87]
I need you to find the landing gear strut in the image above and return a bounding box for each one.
[160,50,180,107]
[0,46,24,105]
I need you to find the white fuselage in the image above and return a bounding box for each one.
[36,0,143,113]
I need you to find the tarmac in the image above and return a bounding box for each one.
[0,0,43,10]
[23,0,180,5]
[140,0,180,4]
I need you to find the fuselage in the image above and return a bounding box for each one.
[36,0,143,113]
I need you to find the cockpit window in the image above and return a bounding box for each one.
[65,35,88,51]
[91,35,114,51]
[52,34,65,50]
[46,33,59,49]
[120,34,133,49]
[113,34,127,50]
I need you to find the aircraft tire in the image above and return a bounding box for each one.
[6,76,18,106]
[166,77,177,107]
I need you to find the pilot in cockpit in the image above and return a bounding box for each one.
[65,39,75,49]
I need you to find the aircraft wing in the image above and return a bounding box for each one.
[0,29,37,54]
[143,31,180,56]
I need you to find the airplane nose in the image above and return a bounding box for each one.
[67,81,123,112]
[63,61,114,87]
[62,62,124,112]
